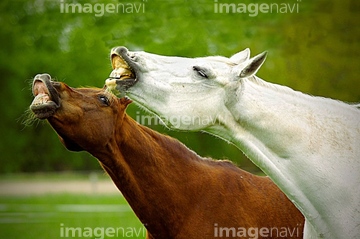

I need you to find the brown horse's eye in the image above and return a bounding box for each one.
[98,95,110,106]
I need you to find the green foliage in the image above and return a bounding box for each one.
[0,0,359,173]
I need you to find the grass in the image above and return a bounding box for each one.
[0,193,145,239]
[0,171,110,182]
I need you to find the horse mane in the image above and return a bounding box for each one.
[249,76,359,110]
[200,56,238,66]
[138,121,240,170]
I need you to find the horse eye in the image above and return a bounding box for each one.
[193,66,208,79]
[99,95,110,106]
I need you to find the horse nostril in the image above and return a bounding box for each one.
[129,54,136,61]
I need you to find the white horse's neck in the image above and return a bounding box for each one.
[207,76,360,239]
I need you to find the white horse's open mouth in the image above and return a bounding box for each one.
[105,46,137,95]
[30,74,60,119]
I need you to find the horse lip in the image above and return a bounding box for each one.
[30,73,61,119]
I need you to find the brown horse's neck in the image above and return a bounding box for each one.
[89,114,206,238]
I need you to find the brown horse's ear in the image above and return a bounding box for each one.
[58,135,84,152]
[119,97,132,108]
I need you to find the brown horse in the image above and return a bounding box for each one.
[29,73,304,239]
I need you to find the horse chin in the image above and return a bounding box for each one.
[30,99,58,119]
[105,77,137,97]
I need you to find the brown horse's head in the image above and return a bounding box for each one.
[30,73,131,152]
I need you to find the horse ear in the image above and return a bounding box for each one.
[230,48,250,64]
[238,51,267,78]
[119,97,132,107]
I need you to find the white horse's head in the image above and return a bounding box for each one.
[106,47,267,130]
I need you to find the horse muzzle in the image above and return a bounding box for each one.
[30,73,61,119]
[105,46,138,96]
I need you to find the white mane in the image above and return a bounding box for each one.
[199,55,237,66]
[249,75,359,112]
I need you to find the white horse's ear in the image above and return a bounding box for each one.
[238,51,267,78]
[230,48,250,64]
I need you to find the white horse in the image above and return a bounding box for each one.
[105,47,360,239]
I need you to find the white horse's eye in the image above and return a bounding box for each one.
[193,66,208,79]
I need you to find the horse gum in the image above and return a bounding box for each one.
[111,55,134,78]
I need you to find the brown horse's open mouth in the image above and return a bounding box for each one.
[105,47,137,95]
[30,74,60,119]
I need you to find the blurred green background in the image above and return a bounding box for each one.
[1,0,359,174]
[0,0,359,238]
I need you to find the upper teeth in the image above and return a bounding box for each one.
[32,93,51,105]
[109,68,133,79]
[111,55,134,80]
